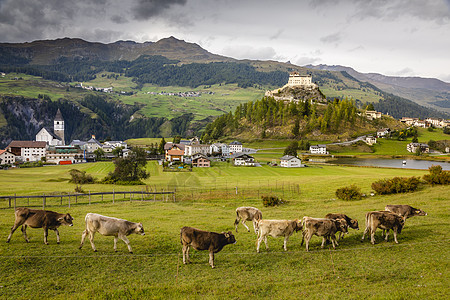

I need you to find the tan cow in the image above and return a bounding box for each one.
[256,219,302,252]
[234,206,262,233]
[361,211,405,244]
[6,208,73,244]
[385,205,427,219]
[325,213,359,240]
[301,217,348,251]
[79,213,145,253]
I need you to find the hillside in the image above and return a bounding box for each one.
[305,64,450,114]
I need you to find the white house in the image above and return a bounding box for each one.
[365,136,377,145]
[309,144,327,154]
[229,141,243,154]
[104,141,127,149]
[184,144,210,156]
[407,143,429,153]
[6,141,47,162]
[280,155,302,168]
[85,136,103,153]
[0,150,16,164]
[377,128,391,138]
[233,154,255,166]
[210,143,222,154]
[365,110,382,120]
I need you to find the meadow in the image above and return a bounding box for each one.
[0,162,448,299]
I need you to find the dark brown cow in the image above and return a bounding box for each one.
[361,211,405,244]
[180,226,236,268]
[325,213,359,240]
[234,206,262,233]
[6,207,74,244]
[385,205,427,218]
[301,217,348,251]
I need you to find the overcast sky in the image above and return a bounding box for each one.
[1,0,449,82]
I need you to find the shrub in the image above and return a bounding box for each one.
[335,185,362,200]
[423,165,450,185]
[371,176,420,195]
[69,169,95,184]
[262,195,285,207]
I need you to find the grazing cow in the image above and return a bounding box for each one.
[385,205,427,219]
[256,219,302,253]
[361,211,405,244]
[325,213,359,240]
[180,226,236,268]
[234,206,262,233]
[301,217,348,251]
[79,213,145,253]
[6,208,73,244]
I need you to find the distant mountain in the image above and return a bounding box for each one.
[0,36,233,65]
[305,64,450,114]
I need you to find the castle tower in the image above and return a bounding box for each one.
[54,108,65,145]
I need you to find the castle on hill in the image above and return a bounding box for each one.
[265,72,320,102]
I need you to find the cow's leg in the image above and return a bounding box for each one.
[6,220,25,243]
[393,229,399,244]
[209,251,215,268]
[79,229,88,249]
[305,232,312,252]
[43,227,49,245]
[252,220,258,234]
[119,234,133,253]
[361,226,370,242]
[21,225,30,243]
[114,237,118,252]
[385,229,390,242]
[264,236,269,250]
[88,231,97,252]
[321,237,326,248]
[330,235,337,250]
[241,220,250,232]
[370,228,376,245]
[234,217,240,232]
[256,235,263,253]
[182,244,190,264]
[54,229,60,244]
[283,236,289,251]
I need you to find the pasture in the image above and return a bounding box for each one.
[0,162,449,299]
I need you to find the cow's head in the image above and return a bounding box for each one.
[335,219,348,233]
[58,214,74,226]
[135,223,145,236]
[223,231,236,244]
[413,209,427,216]
[350,219,359,230]
[294,219,303,232]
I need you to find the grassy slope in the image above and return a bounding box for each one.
[0,162,448,299]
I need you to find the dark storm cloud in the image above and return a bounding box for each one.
[132,0,187,20]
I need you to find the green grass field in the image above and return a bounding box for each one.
[0,162,448,299]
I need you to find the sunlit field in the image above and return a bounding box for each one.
[0,162,448,298]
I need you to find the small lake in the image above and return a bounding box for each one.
[322,157,450,171]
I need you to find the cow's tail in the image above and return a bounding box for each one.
[234,210,240,226]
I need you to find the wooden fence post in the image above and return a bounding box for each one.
[68,194,70,208]
[113,189,115,204]
[89,190,91,205]
[130,190,132,202]
[43,193,46,210]
[14,194,16,210]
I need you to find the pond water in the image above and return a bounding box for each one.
[322,157,450,171]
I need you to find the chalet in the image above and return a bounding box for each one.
[407,143,429,153]
[0,150,16,164]
[104,141,127,149]
[377,128,391,138]
[365,136,377,145]
[85,135,103,153]
[280,155,302,168]
[229,141,243,154]
[164,143,185,162]
[365,110,382,120]
[191,153,211,167]
[233,153,255,166]
[6,141,47,162]
[309,144,327,154]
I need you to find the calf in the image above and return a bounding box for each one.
[361,211,405,244]
[256,219,302,252]
[180,226,236,268]
[234,206,262,233]
[385,205,427,219]
[301,217,348,251]
[325,213,359,240]
[6,208,73,244]
[79,213,145,253]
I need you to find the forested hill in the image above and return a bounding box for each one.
[0,95,204,148]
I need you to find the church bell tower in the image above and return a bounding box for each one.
[54,108,65,145]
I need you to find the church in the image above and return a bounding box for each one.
[35,109,65,146]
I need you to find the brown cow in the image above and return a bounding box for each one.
[385,205,427,218]
[256,219,302,252]
[234,206,262,233]
[6,207,73,244]
[325,213,359,240]
[361,211,405,244]
[180,226,236,268]
[301,217,348,251]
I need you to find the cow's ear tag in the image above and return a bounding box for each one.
[416,210,420,213]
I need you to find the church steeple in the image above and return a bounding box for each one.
[54,109,65,145]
